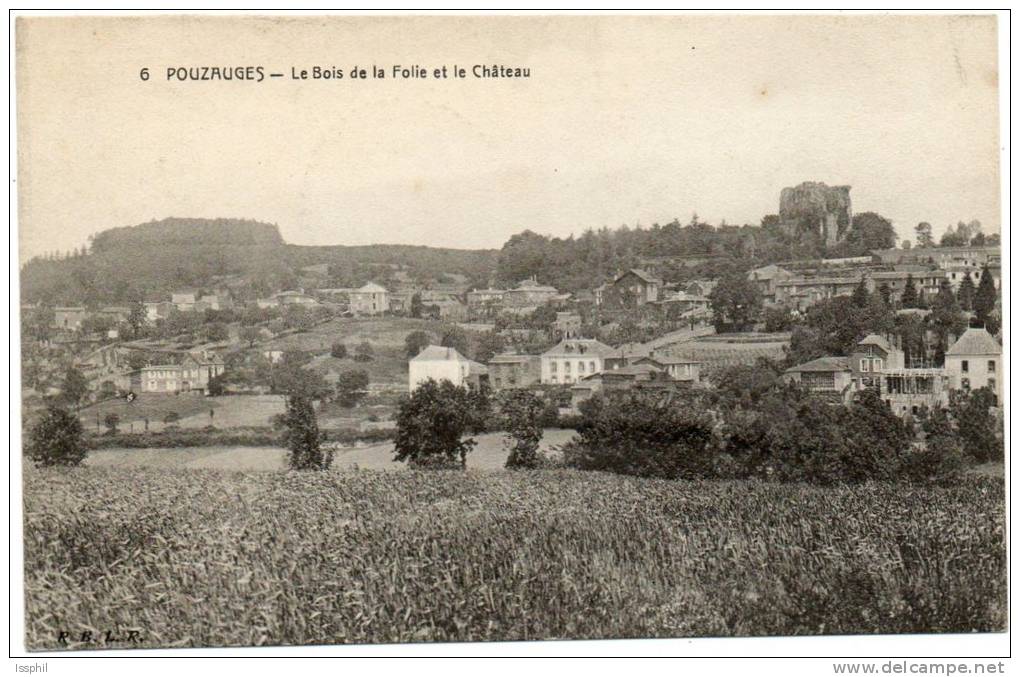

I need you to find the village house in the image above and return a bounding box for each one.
[348,282,390,315]
[52,306,88,331]
[639,355,702,383]
[944,327,1002,404]
[130,353,225,394]
[171,290,199,311]
[568,361,692,413]
[96,306,132,324]
[502,278,560,314]
[143,301,174,324]
[774,276,862,311]
[684,279,718,298]
[783,356,854,401]
[604,269,662,308]
[421,293,468,322]
[540,338,614,385]
[869,269,945,303]
[408,345,487,392]
[197,291,232,311]
[849,334,905,389]
[872,245,1000,268]
[487,353,541,390]
[747,264,793,306]
[386,290,413,315]
[466,288,506,310]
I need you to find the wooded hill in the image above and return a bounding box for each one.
[20,218,499,305]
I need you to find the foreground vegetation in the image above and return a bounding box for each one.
[24,467,1004,650]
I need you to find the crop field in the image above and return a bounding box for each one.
[24,469,1004,650]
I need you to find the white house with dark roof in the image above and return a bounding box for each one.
[408,345,487,392]
[944,327,1002,403]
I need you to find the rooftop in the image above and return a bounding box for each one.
[785,356,852,373]
[411,345,469,362]
[946,327,1001,357]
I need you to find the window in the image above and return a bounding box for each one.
[564,361,571,372]
[873,358,883,371]
[860,359,869,372]
[988,360,996,373]
[550,361,557,372]
[590,361,596,372]
[578,361,585,373]
[961,360,969,373]
[988,378,996,393]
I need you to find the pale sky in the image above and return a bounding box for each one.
[16,14,1001,262]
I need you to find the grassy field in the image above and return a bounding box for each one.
[79,394,287,432]
[86,429,579,472]
[24,467,1004,650]
[263,317,443,385]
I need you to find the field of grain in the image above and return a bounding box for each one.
[24,468,1005,650]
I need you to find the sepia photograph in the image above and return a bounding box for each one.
[11,11,1009,662]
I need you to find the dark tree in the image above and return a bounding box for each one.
[335,369,370,408]
[473,331,506,363]
[60,366,90,409]
[27,405,88,467]
[330,342,348,359]
[901,274,918,308]
[956,274,976,311]
[878,283,892,307]
[915,222,935,248]
[708,271,762,332]
[501,390,546,469]
[850,278,869,308]
[163,411,181,427]
[973,265,997,329]
[393,378,483,469]
[845,212,897,253]
[353,341,374,362]
[103,412,120,435]
[404,330,430,358]
[203,322,229,342]
[281,395,332,470]
[439,326,470,355]
[949,388,1002,462]
[240,326,261,348]
[410,292,423,319]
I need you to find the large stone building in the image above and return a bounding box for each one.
[487,353,541,390]
[778,181,852,247]
[348,282,390,315]
[540,338,614,385]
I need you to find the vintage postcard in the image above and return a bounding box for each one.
[12,12,1008,662]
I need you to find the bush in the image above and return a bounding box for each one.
[898,436,966,486]
[501,390,545,469]
[335,370,370,408]
[330,342,348,359]
[163,411,181,428]
[564,392,716,480]
[27,405,88,467]
[103,413,120,435]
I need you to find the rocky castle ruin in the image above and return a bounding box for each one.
[778,182,852,247]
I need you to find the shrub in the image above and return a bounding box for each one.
[404,330,430,358]
[564,391,716,480]
[163,411,181,428]
[27,405,88,467]
[898,436,966,486]
[335,370,370,408]
[281,395,332,471]
[501,390,545,469]
[330,342,348,359]
[103,413,120,435]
